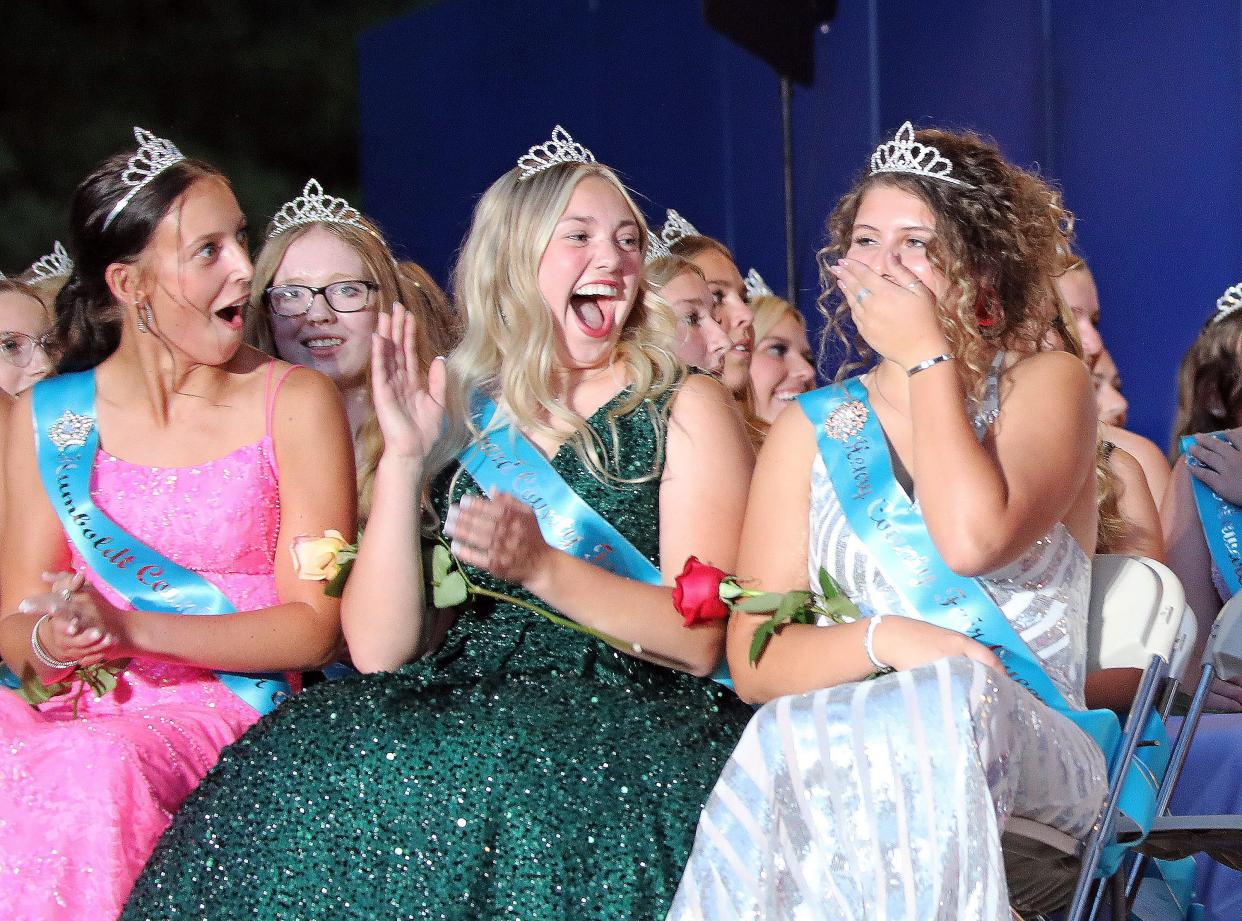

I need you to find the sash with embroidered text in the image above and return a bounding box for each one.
[1180,432,1242,598]
[27,370,290,715]
[459,393,733,689]
[800,378,1166,861]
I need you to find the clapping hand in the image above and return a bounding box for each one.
[19,571,129,668]
[443,492,551,588]
[1188,427,1242,506]
[371,303,446,463]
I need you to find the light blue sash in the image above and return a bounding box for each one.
[459,393,733,689]
[27,370,290,716]
[801,379,1166,864]
[1180,432,1242,598]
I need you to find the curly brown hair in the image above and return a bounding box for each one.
[818,126,1072,398]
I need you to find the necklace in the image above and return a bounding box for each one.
[869,369,909,419]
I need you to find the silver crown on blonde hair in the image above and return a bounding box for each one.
[658,209,700,250]
[644,235,671,264]
[102,127,187,231]
[1213,282,1242,325]
[870,121,968,188]
[268,178,377,240]
[26,241,73,281]
[744,268,774,300]
[516,125,596,181]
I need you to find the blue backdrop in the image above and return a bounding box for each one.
[359,0,1242,450]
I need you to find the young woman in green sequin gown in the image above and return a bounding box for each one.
[124,134,756,920]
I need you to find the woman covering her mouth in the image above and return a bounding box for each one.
[0,128,354,919]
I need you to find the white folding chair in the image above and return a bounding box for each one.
[1006,555,1207,920]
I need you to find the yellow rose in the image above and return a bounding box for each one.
[290,530,351,581]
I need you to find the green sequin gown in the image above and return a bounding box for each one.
[123,391,752,920]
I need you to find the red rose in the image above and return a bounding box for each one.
[672,556,731,627]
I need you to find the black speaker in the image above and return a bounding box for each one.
[703,0,837,86]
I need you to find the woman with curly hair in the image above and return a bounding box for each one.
[668,123,1107,919]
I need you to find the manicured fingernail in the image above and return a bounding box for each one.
[18,599,35,614]
[86,628,102,642]
[838,259,849,266]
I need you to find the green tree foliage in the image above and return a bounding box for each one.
[0,0,434,271]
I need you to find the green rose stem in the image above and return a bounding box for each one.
[431,540,635,654]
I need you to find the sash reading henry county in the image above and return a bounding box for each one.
[800,379,1165,861]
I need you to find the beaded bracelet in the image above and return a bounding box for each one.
[31,614,78,670]
[863,614,892,673]
[907,353,954,377]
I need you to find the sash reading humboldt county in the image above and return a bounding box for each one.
[26,370,290,715]
[1180,432,1242,598]
[800,379,1166,861]
[459,393,733,690]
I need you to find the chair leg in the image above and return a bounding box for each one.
[1110,869,1127,921]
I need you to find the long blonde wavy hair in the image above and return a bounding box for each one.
[435,160,683,484]
[819,127,1070,402]
[244,219,455,524]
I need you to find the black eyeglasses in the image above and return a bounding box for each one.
[0,330,56,368]
[264,280,378,318]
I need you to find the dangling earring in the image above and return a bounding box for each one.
[134,302,147,333]
[135,301,153,334]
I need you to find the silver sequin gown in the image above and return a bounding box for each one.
[668,379,1109,921]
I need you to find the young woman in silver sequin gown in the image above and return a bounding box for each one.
[668,125,1109,920]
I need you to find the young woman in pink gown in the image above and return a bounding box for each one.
[0,128,354,919]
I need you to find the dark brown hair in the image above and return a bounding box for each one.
[54,147,225,373]
[1171,310,1242,455]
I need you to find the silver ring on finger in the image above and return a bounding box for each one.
[855,287,871,304]
[58,587,73,603]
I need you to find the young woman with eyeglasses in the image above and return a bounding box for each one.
[0,279,56,395]
[244,182,455,523]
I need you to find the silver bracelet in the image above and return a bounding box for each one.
[31,614,78,670]
[863,614,892,672]
[907,353,954,377]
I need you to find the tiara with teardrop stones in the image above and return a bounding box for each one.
[870,121,969,188]
[516,125,596,181]
[744,268,774,300]
[25,241,73,281]
[267,179,378,240]
[102,127,187,231]
[1213,282,1242,325]
[644,235,671,264]
[657,209,701,250]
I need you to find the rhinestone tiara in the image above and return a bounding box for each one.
[102,127,187,231]
[268,178,377,240]
[658,209,700,250]
[1213,282,1242,325]
[644,235,671,264]
[870,121,968,188]
[744,268,774,300]
[516,125,596,181]
[26,241,73,282]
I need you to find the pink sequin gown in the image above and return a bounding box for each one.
[0,378,291,920]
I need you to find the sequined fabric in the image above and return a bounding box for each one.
[0,438,283,920]
[668,367,1109,920]
[123,388,754,920]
